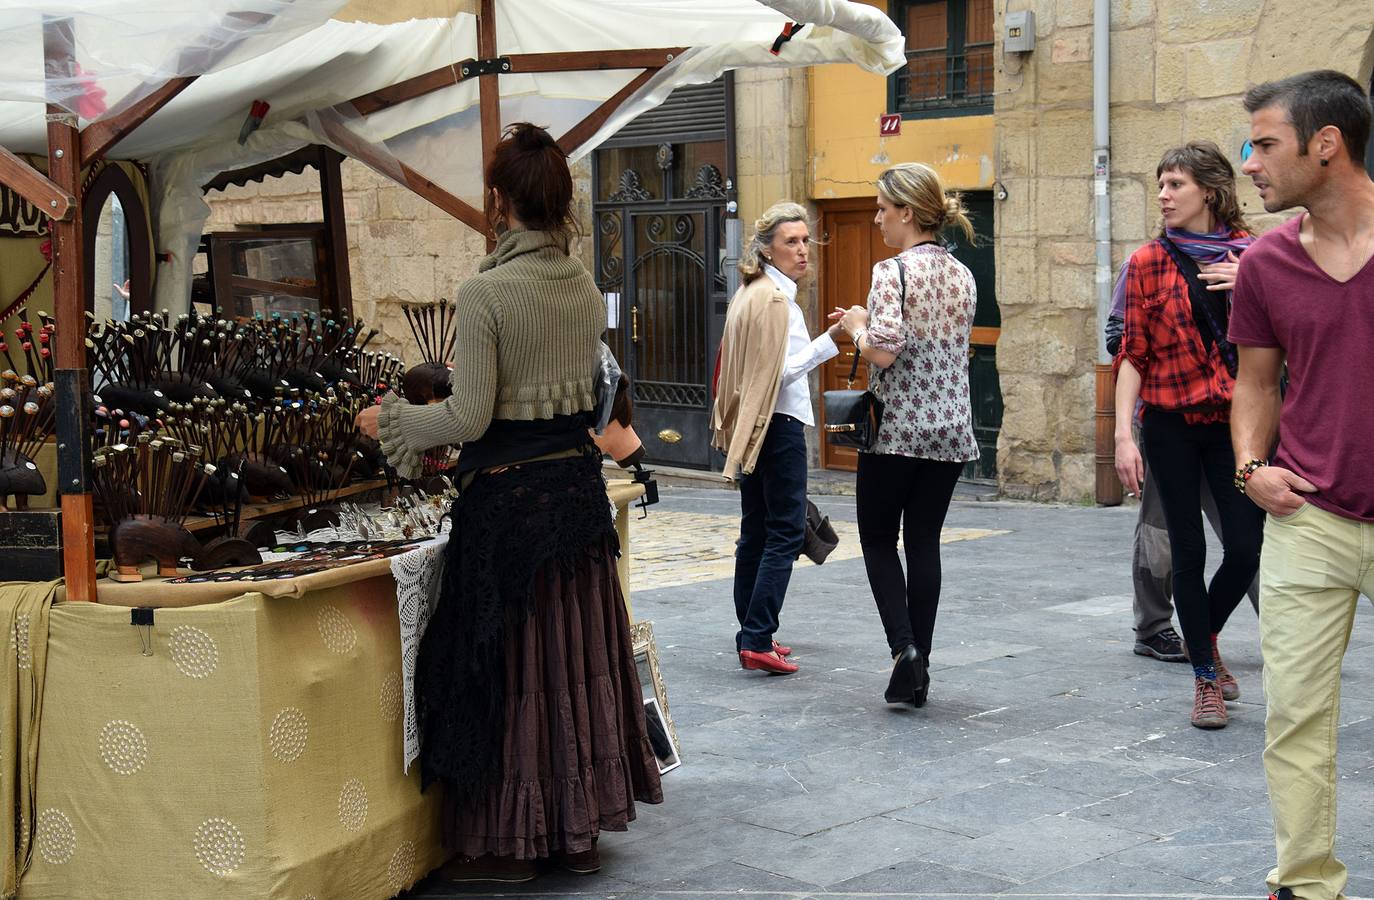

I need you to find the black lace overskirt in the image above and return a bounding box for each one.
[416,450,618,801]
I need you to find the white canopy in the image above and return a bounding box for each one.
[0,1,904,310]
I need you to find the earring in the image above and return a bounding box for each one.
[1321,158,1329,167]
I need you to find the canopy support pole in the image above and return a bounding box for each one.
[43,17,97,601]
[477,0,499,251]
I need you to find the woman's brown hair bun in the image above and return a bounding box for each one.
[487,122,573,234]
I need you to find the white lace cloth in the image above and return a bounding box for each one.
[390,534,449,774]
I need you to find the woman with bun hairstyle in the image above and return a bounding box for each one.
[357,123,661,883]
[830,163,979,708]
[1113,140,1261,730]
[712,201,844,676]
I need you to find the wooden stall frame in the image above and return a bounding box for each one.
[6,1,692,600]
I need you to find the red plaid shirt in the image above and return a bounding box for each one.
[1114,238,1241,425]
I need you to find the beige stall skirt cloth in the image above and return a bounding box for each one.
[19,575,445,899]
[0,580,57,900]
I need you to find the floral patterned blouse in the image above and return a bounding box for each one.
[864,243,979,462]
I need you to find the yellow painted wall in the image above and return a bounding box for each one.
[808,0,994,198]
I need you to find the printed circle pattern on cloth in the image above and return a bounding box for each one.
[337,778,369,831]
[193,818,245,877]
[98,719,148,775]
[10,613,31,670]
[379,672,402,722]
[269,707,309,763]
[169,626,219,679]
[386,841,417,893]
[316,605,357,654]
[36,808,76,865]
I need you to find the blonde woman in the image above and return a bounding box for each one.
[711,201,843,675]
[831,164,979,706]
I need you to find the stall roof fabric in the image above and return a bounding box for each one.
[0,1,903,309]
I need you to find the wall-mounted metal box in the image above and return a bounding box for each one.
[1005,10,1036,53]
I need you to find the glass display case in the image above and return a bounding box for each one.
[206,227,333,321]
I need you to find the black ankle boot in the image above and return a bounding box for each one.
[885,644,926,704]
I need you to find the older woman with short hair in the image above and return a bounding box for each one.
[712,201,842,675]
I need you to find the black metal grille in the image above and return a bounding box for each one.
[635,380,708,408]
[894,45,993,113]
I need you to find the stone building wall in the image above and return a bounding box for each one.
[993,0,1374,501]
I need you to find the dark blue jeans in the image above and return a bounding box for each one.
[734,414,808,653]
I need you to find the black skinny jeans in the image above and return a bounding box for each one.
[1140,407,1263,666]
[856,452,964,658]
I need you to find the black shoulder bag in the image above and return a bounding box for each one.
[821,259,904,451]
[1157,237,1238,378]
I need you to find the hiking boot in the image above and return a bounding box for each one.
[1213,645,1240,701]
[1134,627,1188,662]
[1191,677,1228,729]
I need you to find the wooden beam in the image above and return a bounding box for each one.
[80,76,197,167]
[317,147,354,318]
[558,68,659,157]
[315,109,488,235]
[345,48,683,120]
[0,145,74,220]
[505,48,684,74]
[349,64,465,117]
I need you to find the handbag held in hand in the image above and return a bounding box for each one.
[821,259,904,452]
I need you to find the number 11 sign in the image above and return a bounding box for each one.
[879,113,901,136]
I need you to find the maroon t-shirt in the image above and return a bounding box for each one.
[1230,213,1374,522]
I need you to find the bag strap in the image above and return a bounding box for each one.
[1157,236,1238,378]
[848,257,905,384]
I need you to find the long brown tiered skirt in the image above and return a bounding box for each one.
[441,546,664,859]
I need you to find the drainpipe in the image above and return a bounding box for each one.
[1092,0,1122,505]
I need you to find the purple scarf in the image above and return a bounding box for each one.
[1163,226,1254,264]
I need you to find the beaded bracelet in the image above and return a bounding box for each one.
[1233,458,1267,494]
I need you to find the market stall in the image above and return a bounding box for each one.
[0,2,903,896]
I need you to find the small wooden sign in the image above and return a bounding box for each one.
[879,114,902,137]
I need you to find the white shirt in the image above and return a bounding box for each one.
[764,264,837,426]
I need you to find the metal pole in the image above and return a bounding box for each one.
[1092,0,1121,506]
[1092,0,1112,363]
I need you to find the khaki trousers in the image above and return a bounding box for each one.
[1261,502,1374,900]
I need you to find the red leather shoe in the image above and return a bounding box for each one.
[772,640,793,657]
[739,649,799,674]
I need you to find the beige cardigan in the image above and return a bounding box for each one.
[710,275,791,480]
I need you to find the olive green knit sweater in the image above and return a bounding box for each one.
[376,228,602,479]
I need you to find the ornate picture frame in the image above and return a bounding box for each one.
[630,619,679,767]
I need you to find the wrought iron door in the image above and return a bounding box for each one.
[594,147,729,469]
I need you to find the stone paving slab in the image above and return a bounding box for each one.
[410,486,1374,899]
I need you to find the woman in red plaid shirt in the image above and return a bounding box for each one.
[1113,141,1265,730]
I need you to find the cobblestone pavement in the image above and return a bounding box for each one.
[412,485,1374,900]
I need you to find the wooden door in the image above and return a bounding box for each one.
[817,198,894,471]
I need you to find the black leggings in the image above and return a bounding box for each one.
[1140,408,1263,666]
[856,452,964,658]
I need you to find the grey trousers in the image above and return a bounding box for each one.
[1132,428,1261,639]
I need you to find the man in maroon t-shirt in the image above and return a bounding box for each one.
[1230,70,1374,900]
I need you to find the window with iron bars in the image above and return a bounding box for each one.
[887,0,994,119]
